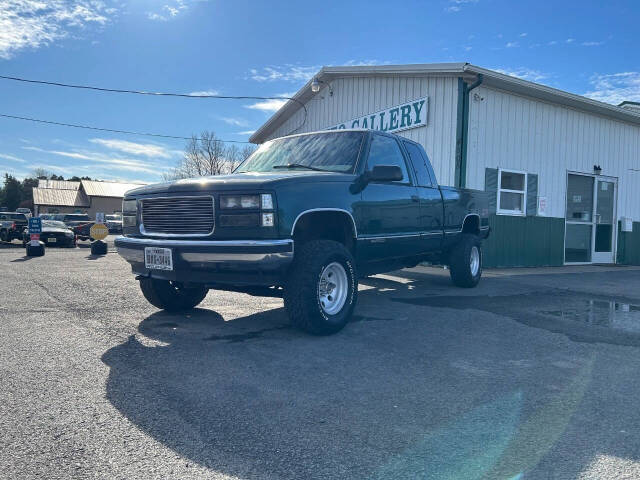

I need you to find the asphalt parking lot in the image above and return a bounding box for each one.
[3,244,640,479]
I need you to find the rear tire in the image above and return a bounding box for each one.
[283,240,357,335]
[449,234,482,288]
[139,278,208,312]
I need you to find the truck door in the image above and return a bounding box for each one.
[358,133,422,261]
[402,141,444,251]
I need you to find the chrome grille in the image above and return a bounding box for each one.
[141,196,214,236]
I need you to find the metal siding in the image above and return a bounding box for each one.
[617,221,640,265]
[264,75,459,187]
[483,215,565,267]
[467,85,640,222]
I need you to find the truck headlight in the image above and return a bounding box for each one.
[220,194,260,209]
[261,194,273,210]
[261,213,274,227]
[122,199,137,213]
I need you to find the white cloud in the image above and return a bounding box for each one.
[248,65,320,83]
[244,92,294,113]
[494,68,549,82]
[220,117,249,127]
[582,41,604,47]
[237,130,256,136]
[566,38,575,43]
[548,40,558,46]
[519,32,528,37]
[0,153,26,163]
[445,0,478,12]
[89,139,172,158]
[146,0,188,21]
[584,72,640,105]
[0,0,113,59]
[188,89,220,96]
[506,42,519,48]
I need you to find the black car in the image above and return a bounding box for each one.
[23,220,76,247]
[0,212,28,242]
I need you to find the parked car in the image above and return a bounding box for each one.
[73,221,95,241]
[105,214,122,233]
[16,208,32,217]
[22,220,76,247]
[116,129,490,335]
[39,214,55,220]
[0,212,28,243]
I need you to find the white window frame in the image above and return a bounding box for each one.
[497,168,527,216]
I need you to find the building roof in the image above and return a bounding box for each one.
[32,187,89,207]
[250,62,640,144]
[37,179,80,190]
[80,180,144,198]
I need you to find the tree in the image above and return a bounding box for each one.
[20,177,39,211]
[163,131,255,181]
[1,174,22,211]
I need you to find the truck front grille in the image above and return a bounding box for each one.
[141,196,214,236]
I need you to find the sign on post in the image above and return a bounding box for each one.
[28,217,42,247]
[96,212,105,223]
[90,223,109,241]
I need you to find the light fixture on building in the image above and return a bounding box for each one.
[311,77,333,96]
[594,165,602,175]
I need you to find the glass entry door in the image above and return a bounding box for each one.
[592,178,617,263]
[565,173,617,264]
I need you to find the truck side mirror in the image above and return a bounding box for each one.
[369,165,403,182]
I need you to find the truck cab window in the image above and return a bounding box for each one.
[366,134,410,183]
[403,142,433,187]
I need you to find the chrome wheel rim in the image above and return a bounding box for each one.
[470,246,480,276]
[318,262,348,315]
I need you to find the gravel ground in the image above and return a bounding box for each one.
[2,243,640,479]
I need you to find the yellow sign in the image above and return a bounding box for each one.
[90,223,109,241]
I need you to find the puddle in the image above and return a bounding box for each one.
[542,301,640,334]
[391,293,640,347]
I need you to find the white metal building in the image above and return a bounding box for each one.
[250,63,640,267]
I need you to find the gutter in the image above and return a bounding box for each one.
[455,73,483,188]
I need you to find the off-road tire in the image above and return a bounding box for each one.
[139,278,208,312]
[449,234,482,288]
[0,230,8,242]
[284,240,357,335]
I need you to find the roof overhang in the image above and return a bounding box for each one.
[249,62,640,144]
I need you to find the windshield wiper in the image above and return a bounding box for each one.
[273,163,331,172]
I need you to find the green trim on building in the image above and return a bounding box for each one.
[617,221,640,265]
[483,215,565,268]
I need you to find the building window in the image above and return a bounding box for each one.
[497,169,527,215]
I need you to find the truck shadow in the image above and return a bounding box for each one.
[99,269,640,479]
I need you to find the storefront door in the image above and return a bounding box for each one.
[565,173,618,264]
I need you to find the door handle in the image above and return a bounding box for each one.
[411,195,420,203]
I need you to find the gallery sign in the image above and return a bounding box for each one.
[327,97,428,134]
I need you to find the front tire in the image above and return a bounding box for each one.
[449,234,482,288]
[139,278,208,312]
[283,240,357,335]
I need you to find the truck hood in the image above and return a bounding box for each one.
[126,171,356,196]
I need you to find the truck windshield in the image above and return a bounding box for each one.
[236,131,364,174]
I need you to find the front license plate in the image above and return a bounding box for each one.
[144,247,173,271]
[47,237,56,243]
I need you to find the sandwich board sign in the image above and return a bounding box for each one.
[28,217,41,247]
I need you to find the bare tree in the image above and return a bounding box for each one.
[163,131,254,181]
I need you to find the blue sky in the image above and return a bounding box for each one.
[0,0,638,183]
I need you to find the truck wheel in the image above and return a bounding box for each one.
[26,242,45,257]
[449,234,482,288]
[284,240,357,335]
[0,230,7,242]
[139,278,208,312]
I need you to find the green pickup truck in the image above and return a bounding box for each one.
[116,130,490,334]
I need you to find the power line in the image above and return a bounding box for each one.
[0,113,252,143]
[0,74,308,136]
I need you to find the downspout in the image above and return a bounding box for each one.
[455,73,483,188]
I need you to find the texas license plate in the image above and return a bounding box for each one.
[144,247,173,271]
[47,237,56,243]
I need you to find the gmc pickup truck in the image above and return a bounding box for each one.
[116,130,490,334]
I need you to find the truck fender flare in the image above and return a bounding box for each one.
[291,209,358,238]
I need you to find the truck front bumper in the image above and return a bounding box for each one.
[115,236,294,287]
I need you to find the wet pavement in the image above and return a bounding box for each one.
[2,247,640,479]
